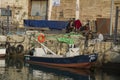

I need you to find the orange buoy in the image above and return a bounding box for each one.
[38,33,45,43]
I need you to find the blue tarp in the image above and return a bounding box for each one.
[24,20,69,30]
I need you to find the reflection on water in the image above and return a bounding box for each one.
[6,57,24,70]
[0,57,120,80]
[27,64,94,80]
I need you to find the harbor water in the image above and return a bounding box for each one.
[0,56,120,80]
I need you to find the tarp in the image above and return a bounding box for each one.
[24,20,69,30]
[57,37,74,44]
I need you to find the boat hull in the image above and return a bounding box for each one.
[24,54,98,69]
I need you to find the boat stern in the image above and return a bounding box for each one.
[89,53,98,62]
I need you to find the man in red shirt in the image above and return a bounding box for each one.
[74,19,82,32]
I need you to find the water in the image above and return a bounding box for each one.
[0,56,120,80]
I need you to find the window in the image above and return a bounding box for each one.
[0,8,12,16]
[31,0,48,19]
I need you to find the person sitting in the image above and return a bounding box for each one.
[80,23,90,36]
[84,30,94,47]
[74,19,82,32]
[66,19,75,33]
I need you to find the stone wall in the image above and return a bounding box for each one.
[0,0,28,27]
[0,0,120,30]
[51,0,76,20]
[80,0,111,22]
[50,0,112,23]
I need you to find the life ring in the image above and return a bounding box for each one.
[38,33,45,43]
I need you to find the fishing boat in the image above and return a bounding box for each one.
[24,33,98,69]
[24,45,98,69]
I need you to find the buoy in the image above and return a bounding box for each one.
[7,46,16,55]
[38,33,45,43]
[5,42,10,48]
[16,44,24,53]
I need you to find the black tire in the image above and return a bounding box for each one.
[5,42,11,48]
[16,44,24,53]
[29,48,35,56]
[7,46,16,55]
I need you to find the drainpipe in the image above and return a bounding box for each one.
[113,6,119,45]
[75,0,80,20]
[110,0,114,36]
[48,0,52,20]
[7,5,10,34]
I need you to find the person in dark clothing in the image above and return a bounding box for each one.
[84,30,94,47]
[80,23,89,31]
[66,19,75,33]
[84,31,89,47]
